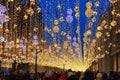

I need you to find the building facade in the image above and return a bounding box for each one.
[91,1,120,73]
[0,0,45,73]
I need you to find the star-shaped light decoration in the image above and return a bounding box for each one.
[24,14,28,20]
[26,7,34,16]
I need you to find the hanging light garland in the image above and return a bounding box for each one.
[1,0,115,71]
[84,0,120,69]
[0,0,46,68]
[38,0,84,71]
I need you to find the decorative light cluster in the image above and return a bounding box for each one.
[0,0,85,71]
[83,0,120,69]
[39,0,84,71]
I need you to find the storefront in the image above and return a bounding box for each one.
[118,53,120,72]
[111,49,120,72]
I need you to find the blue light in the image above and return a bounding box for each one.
[20,0,29,4]
[1,68,10,74]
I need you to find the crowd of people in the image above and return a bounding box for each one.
[0,69,120,80]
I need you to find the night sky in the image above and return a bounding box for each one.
[38,0,111,54]
[39,0,87,44]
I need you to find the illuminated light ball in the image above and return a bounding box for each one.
[14,24,17,28]
[109,0,118,4]
[54,20,59,25]
[48,45,52,49]
[23,46,26,51]
[69,36,72,40]
[0,5,6,13]
[75,13,80,18]
[86,30,92,35]
[34,27,38,32]
[59,17,64,21]
[60,52,63,55]
[63,41,68,49]
[6,15,10,22]
[83,37,88,42]
[73,37,77,41]
[97,47,101,51]
[88,22,93,28]
[74,6,79,12]
[20,44,24,48]
[97,26,103,30]
[0,24,3,28]
[67,8,73,15]
[66,15,73,23]
[16,6,21,11]
[102,20,107,24]
[101,54,105,58]
[57,4,61,9]
[20,39,24,43]
[11,41,14,47]
[0,45,3,49]
[15,56,19,60]
[53,26,59,33]
[96,32,102,38]
[16,44,20,48]
[56,49,59,53]
[33,53,36,57]
[48,29,52,33]
[74,48,79,52]
[16,38,20,43]
[37,7,41,13]
[51,33,54,37]
[106,32,110,37]
[84,32,87,37]
[44,27,48,31]
[109,26,112,30]
[8,0,14,2]
[86,2,92,9]
[85,9,93,17]
[95,1,100,7]
[67,35,71,40]
[38,57,42,60]
[92,39,96,43]
[24,39,28,43]
[36,46,40,51]
[118,29,120,33]
[0,36,4,42]
[73,54,76,57]
[111,9,116,15]
[61,31,66,36]
[104,25,108,29]
[110,20,117,27]
[5,28,9,33]
[54,43,58,47]
[72,42,78,47]
[93,11,97,15]
[32,39,38,45]
[0,14,6,23]
[8,42,11,48]
[116,13,120,17]
[91,42,96,47]
[30,0,35,2]
[33,35,38,40]
[5,44,8,49]
[112,44,116,47]
[30,0,35,4]
[92,17,96,22]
